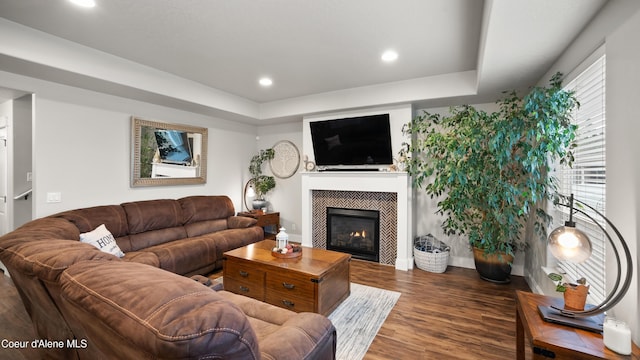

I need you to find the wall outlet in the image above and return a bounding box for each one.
[26,172,32,182]
[291,223,296,231]
[46,192,61,203]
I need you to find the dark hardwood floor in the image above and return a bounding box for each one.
[0,261,532,359]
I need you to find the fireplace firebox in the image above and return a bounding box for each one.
[326,207,379,262]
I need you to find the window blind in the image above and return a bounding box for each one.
[555,54,606,305]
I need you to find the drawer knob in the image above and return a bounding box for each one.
[282,282,295,289]
[239,270,249,277]
[239,286,249,293]
[281,300,295,308]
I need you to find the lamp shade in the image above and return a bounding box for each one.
[548,225,592,263]
[246,185,256,198]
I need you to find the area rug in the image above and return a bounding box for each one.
[328,283,401,360]
[207,277,400,360]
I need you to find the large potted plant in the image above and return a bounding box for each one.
[248,148,276,209]
[401,73,579,282]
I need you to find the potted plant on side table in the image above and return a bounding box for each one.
[549,272,589,311]
[248,148,276,210]
[400,73,579,283]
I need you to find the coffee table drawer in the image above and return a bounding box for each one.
[225,261,264,285]
[266,271,314,299]
[224,278,265,301]
[265,292,315,313]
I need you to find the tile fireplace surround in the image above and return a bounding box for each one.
[301,171,413,270]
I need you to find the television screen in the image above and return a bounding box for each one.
[154,130,193,165]
[310,114,393,169]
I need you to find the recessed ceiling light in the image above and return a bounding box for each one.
[381,50,398,62]
[69,0,96,8]
[259,77,273,87]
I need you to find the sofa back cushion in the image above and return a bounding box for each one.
[59,260,260,359]
[121,199,187,250]
[54,205,129,238]
[122,199,183,233]
[180,196,235,237]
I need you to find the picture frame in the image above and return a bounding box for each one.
[131,117,208,187]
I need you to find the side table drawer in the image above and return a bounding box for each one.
[266,271,314,299]
[265,292,315,313]
[224,278,265,301]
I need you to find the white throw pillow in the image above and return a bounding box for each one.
[79,224,125,258]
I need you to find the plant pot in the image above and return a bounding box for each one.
[472,247,513,284]
[252,199,267,210]
[563,284,589,311]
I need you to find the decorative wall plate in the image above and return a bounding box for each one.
[269,140,300,179]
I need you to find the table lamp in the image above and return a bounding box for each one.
[243,179,256,211]
[538,194,633,333]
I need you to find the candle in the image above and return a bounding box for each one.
[603,317,632,355]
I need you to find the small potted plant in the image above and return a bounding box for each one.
[248,148,276,210]
[548,273,589,311]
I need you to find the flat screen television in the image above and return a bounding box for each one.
[154,130,193,165]
[309,114,393,170]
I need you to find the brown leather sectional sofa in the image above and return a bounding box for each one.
[0,195,336,359]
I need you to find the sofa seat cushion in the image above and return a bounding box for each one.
[183,218,228,238]
[142,236,218,275]
[121,251,160,268]
[59,261,260,360]
[127,226,188,251]
[217,290,337,360]
[228,215,259,229]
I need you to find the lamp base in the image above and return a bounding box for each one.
[538,305,604,333]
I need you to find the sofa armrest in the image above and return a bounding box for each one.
[217,290,337,360]
[227,216,258,229]
[258,313,337,360]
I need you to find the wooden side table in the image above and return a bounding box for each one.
[516,291,639,359]
[237,211,280,239]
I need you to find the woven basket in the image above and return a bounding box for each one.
[414,234,450,273]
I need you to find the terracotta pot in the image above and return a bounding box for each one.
[563,284,589,311]
[472,247,514,284]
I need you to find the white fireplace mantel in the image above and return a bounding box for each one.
[301,171,413,270]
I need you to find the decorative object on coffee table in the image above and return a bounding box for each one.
[271,244,302,258]
[269,140,300,179]
[272,227,301,258]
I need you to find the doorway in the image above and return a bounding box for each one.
[0,92,34,236]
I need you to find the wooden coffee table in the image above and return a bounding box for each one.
[223,239,350,315]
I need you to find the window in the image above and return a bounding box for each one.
[554,53,606,305]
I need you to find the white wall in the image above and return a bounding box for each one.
[1,72,258,218]
[256,122,304,241]
[606,7,640,345]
